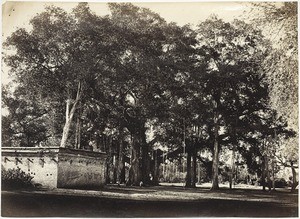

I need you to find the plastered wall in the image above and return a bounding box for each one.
[1,148,59,188]
[2,147,107,189]
[57,148,107,189]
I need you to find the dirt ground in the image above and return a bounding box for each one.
[1,183,298,217]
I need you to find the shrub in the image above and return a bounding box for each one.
[2,167,34,190]
[275,178,287,188]
[257,178,287,188]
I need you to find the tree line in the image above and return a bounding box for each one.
[2,3,298,190]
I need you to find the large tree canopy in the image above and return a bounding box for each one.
[4,3,122,148]
[3,2,297,189]
[195,17,272,189]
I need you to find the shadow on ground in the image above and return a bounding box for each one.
[2,184,298,217]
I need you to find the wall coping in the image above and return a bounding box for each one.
[1,147,106,158]
[2,147,60,150]
[59,147,107,158]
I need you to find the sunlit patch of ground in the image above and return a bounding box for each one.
[160,182,262,189]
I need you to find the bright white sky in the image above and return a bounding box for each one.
[2,1,252,40]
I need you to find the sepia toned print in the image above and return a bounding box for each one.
[1,1,298,217]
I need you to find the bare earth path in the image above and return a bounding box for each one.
[2,184,298,217]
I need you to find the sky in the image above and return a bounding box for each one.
[2,1,250,40]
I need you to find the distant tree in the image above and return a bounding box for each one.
[276,135,298,192]
[238,109,295,191]
[2,86,48,147]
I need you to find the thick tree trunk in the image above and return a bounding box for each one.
[120,159,126,183]
[106,160,111,184]
[192,148,197,187]
[141,132,150,185]
[185,151,192,187]
[60,82,82,148]
[211,140,220,190]
[128,134,142,186]
[153,150,160,185]
[211,106,220,190]
[265,156,271,191]
[125,114,149,186]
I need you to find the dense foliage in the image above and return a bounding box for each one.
[2,167,34,190]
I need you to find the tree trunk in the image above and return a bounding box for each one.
[125,117,149,186]
[117,126,124,184]
[261,155,266,191]
[291,162,297,192]
[112,155,117,184]
[272,160,275,191]
[106,136,113,184]
[230,115,238,189]
[166,163,170,182]
[75,116,79,149]
[265,156,271,191]
[60,82,82,148]
[153,150,160,185]
[60,99,72,148]
[74,100,82,149]
[162,162,166,181]
[229,148,235,189]
[191,146,197,187]
[198,161,201,184]
[211,140,220,190]
[175,161,178,179]
[211,102,220,190]
[120,159,126,183]
[261,138,267,191]
[141,133,150,185]
[185,151,192,187]
[128,134,142,186]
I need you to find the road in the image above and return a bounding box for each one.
[2,187,298,217]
